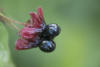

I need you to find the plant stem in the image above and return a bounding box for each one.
[0,12,25,30]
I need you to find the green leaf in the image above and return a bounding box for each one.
[0,22,15,67]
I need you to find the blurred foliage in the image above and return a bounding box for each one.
[0,22,15,67]
[0,0,100,67]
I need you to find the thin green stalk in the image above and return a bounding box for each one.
[0,12,25,30]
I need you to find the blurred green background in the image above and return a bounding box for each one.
[0,0,100,67]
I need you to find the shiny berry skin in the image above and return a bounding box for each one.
[48,24,60,36]
[39,40,56,52]
[41,24,61,40]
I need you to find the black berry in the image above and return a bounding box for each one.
[39,40,56,52]
[41,24,61,40]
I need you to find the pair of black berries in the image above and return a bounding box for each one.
[39,24,61,52]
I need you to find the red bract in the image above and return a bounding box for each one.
[16,7,45,50]
[16,37,40,50]
[16,38,29,50]
[25,7,44,28]
[20,27,42,39]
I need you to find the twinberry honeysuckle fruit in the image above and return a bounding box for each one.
[16,7,61,52]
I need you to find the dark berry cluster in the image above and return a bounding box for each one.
[16,7,61,52]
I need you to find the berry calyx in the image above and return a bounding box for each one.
[19,27,42,40]
[39,40,56,52]
[16,7,46,50]
[16,38,32,50]
[16,36,41,50]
